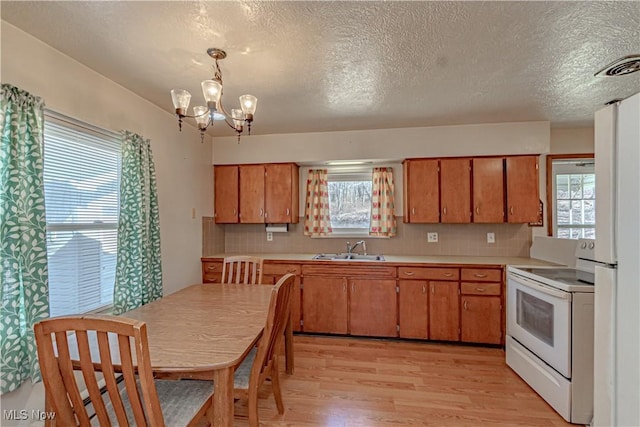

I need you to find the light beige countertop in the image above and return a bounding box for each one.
[201,253,562,267]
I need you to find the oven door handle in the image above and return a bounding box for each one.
[510,274,572,300]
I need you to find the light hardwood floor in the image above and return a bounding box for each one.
[219,335,573,426]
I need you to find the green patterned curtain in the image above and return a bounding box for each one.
[113,131,162,315]
[0,84,50,393]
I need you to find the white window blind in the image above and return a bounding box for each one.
[43,112,121,317]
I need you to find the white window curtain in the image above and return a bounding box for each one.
[369,167,397,237]
[303,169,332,236]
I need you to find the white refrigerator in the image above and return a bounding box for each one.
[593,92,640,427]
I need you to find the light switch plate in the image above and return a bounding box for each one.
[487,232,495,243]
[266,232,273,242]
[427,232,438,243]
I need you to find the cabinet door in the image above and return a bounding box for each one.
[428,281,460,341]
[472,157,505,223]
[505,156,540,223]
[302,276,348,334]
[349,279,397,337]
[265,163,298,223]
[461,296,502,344]
[440,158,471,223]
[239,165,265,223]
[214,165,238,223]
[404,159,440,223]
[398,280,428,339]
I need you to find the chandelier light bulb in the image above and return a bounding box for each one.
[171,89,191,115]
[239,94,258,117]
[201,80,222,105]
[193,106,209,129]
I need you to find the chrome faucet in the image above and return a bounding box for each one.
[346,240,367,255]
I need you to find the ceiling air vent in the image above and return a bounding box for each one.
[595,54,640,77]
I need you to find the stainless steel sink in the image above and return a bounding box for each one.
[312,253,385,261]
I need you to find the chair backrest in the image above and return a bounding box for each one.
[34,315,164,427]
[250,273,295,384]
[221,255,264,284]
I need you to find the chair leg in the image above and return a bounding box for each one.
[248,384,260,427]
[271,358,285,414]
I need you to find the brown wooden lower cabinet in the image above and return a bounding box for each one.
[301,276,348,334]
[202,259,505,345]
[429,281,460,341]
[398,280,429,339]
[349,278,397,337]
[461,295,502,344]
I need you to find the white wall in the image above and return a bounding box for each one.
[1,22,213,422]
[213,121,550,164]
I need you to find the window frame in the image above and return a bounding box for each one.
[545,153,594,238]
[43,110,121,316]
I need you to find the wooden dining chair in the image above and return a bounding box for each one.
[34,315,212,427]
[221,255,264,284]
[201,273,295,427]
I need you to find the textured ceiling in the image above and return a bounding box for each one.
[2,1,639,136]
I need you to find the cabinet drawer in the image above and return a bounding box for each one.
[461,282,501,296]
[461,268,502,282]
[398,267,459,281]
[202,261,223,283]
[262,263,301,275]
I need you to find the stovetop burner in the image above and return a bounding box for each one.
[508,267,595,292]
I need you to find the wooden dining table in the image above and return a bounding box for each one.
[123,283,273,426]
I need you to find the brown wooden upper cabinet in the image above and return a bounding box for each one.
[215,163,299,224]
[505,156,540,223]
[472,157,505,223]
[440,158,471,223]
[214,165,239,223]
[403,155,539,224]
[264,163,299,223]
[403,159,440,223]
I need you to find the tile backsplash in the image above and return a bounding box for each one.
[203,217,532,257]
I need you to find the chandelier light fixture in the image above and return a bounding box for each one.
[170,48,257,143]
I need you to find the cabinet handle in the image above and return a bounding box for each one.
[286,269,296,273]
[343,280,347,293]
[412,207,415,215]
[510,206,514,215]
[260,208,264,217]
[403,271,415,276]
[265,211,268,219]
[431,284,435,295]
[475,287,486,292]
[464,300,468,310]
[286,208,290,216]
[422,284,426,294]
[233,208,236,215]
[474,273,487,278]
[476,206,480,215]
[443,272,453,277]
[443,207,447,215]
[206,266,218,271]
[351,283,355,293]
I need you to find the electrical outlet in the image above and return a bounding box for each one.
[487,232,495,243]
[427,232,438,243]
[266,232,273,242]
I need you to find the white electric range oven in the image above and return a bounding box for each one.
[506,239,596,425]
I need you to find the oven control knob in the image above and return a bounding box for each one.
[588,242,595,249]
[581,242,587,249]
